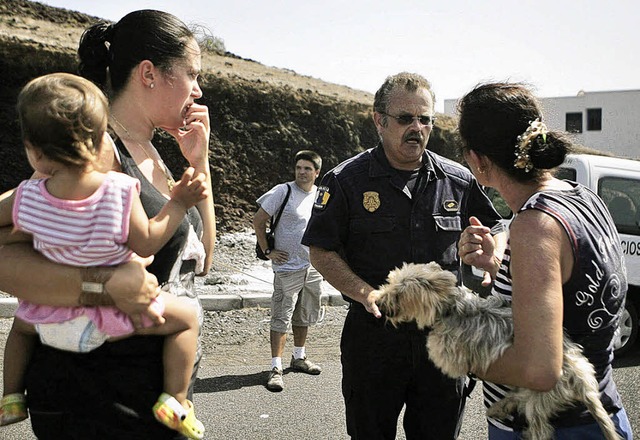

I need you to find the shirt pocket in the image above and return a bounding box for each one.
[347,216,398,281]
[348,216,396,257]
[433,215,462,232]
[349,216,396,234]
[431,214,463,269]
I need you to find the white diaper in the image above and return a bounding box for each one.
[36,315,110,353]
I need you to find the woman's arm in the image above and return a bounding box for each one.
[0,192,34,244]
[0,229,33,244]
[164,102,216,275]
[0,243,81,306]
[0,243,163,325]
[475,211,570,391]
[0,190,15,228]
[194,172,215,276]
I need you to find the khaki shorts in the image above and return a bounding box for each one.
[270,266,323,333]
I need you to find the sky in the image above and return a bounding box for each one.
[38,0,640,113]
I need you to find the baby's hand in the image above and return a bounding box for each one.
[170,167,208,209]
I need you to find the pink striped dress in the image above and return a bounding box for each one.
[12,171,159,337]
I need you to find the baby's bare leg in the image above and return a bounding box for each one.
[135,292,199,405]
[3,318,37,396]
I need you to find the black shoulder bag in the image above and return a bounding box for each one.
[256,184,292,260]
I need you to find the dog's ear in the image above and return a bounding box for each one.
[420,263,457,289]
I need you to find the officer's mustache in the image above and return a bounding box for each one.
[403,132,424,143]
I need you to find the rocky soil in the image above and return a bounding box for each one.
[199,304,347,367]
[0,0,375,233]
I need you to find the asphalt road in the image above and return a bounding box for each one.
[184,351,640,440]
[1,315,639,440]
[0,350,484,440]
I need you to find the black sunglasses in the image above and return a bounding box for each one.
[381,112,436,126]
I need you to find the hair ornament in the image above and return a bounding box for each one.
[514,118,547,172]
[103,23,115,60]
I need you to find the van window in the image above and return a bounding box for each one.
[598,177,640,235]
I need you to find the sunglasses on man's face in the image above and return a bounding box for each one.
[381,113,436,126]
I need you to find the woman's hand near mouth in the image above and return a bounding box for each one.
[162,103,211,169]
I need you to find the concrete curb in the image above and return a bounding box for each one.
[0,292,348,318]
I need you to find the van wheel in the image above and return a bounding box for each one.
[614,301,638,357]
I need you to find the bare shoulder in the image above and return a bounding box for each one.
[510,210,566,248]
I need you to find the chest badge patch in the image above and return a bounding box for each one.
[443,199,459,212]
[363,191,380,212]
[314,186,331,210]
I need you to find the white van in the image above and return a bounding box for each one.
[480,154,640,356]
[557,154,640,356]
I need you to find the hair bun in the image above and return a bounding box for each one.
[528,132,569,170]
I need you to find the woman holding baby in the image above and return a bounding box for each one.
[0,9,215,439]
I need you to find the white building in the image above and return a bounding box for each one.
[443,90,640,159]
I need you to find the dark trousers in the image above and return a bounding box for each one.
[26,336,196,440]
[341,305,466,440]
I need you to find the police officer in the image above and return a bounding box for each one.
[302,72,506,440]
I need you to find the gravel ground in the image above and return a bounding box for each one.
[196,230,347,366]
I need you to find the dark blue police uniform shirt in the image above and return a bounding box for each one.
[301,145,504,294]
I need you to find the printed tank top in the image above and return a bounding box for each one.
[484,181,626,430]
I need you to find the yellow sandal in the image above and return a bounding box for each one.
[0,393,28,426]
[153,392,205,439]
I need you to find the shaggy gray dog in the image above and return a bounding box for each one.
[374,262,620,440]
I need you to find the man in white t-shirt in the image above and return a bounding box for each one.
[253,150,324,392]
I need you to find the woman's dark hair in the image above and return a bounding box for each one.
[457,82,573,182]
[78,10,195,97]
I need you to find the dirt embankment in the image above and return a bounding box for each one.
[0,0,463,233]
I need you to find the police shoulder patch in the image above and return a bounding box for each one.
[314,186,331,210]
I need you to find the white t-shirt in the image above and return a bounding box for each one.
[256,181,316,272]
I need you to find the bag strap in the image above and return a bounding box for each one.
[271,183,292,230]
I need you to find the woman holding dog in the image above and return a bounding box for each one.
[456,82,632,439]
